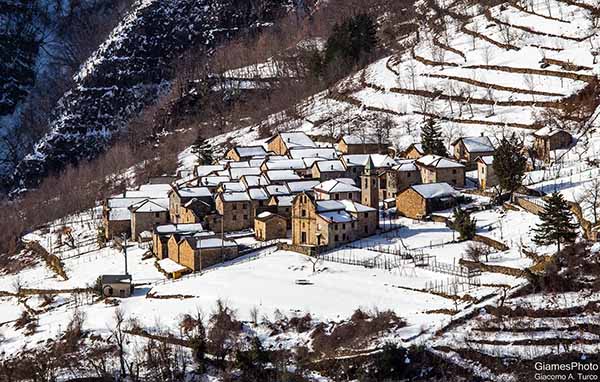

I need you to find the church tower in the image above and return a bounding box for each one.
[361,156,379,209]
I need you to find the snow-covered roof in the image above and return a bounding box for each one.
[410,183,459,199]
[155,223,204,235]
[393,159,418,172]
[314,160,346,172]
[272,195,294,207]
[264,170,301,181]
[229,167,261,180]
[477,155,494,166]
[407,143,424,154]
[199,176,231,187]
[228,161,250,168]
[107,197,148,209]
[533,126,571,138]
[453,136,494,153]
[341,154,395,168]
[219,182,246,192]
[272,132,316,149]
[266,184,291,196]
[318,210,355,223]
[340,135,388,145]
[240,175,268,187]
[302,157,326,167]
[248,187,269,200]
[286,180,320,193]
[220,191,251,202]
[289,147,337,160]
[158,258,189,273]
[193,238,238,249]
[195,165,224,177]
[339,200,376,213]
[417,155,465,169]
[314,179,360,193]
[316,200,346,212]
[263,159,306,170]
[233,145,267,158]
[130,199,168,213]
[177,187,212,199]
[256,211,285,220]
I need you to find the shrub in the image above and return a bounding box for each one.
[465,242,492,262]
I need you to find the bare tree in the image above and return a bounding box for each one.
[305,255,323,273]
[111,308,128,378]
[578,179,600,225]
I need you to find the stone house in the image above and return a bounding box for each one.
[266,131,316,155]
[215,191,253,231]
[169,186,213,223]
[451,136,495,166]
[396,183,459,219]
[255,212,287,241]
[289,147,338,161]
[129,199,169,241]
[416,155,466,187]
[381,160,421,200]
[476,156,498,190]
[152,223,206,259]
[533,127,573,161]
[337,134,389,154]
[313,179,361,201]
[101,274,132,298]
[102,197,148,239]
[340,154,396,184]
[173,236,239,272]
[260,159,306,173]
[291,192,377,249]
[404,143,425,159]
[225,146,267,162]
[311,160,348,181]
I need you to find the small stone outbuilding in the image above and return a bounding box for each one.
[254,212,287,241]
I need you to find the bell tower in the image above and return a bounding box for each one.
[361,156,379,209]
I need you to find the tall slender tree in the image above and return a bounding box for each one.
[533,192,578,253]
[420,118,448,156]
[191,134,213,165]
[493,133,527,195]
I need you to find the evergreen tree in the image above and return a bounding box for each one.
[533,192,578,253]
[420,118,448,156]
[452,207,476,240]
[191,134,213,165]
[493,133,527,195]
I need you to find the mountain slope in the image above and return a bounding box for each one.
[11,0,290,191]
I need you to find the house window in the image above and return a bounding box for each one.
[334,235,339,242]
[243,215,248,220]
[364,212,368,218]
[335,224,338,230]
[342,223,346,229]
[334,194,339,200]
[259,200,264,206]
[301,232,307,243]
[302,209,307,217]
[364,179,368,187]
[155,212,160,218]
[364,226,368,234]
[348,193,352,199]
[351,222,356,228]
[243,204,247,209]
[233,215,237,221]
[452,169,457,174]
[233,204,237,210]
[343,234,346,240]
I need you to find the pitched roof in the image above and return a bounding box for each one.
[264,170,302,182]
[176,187,212,199]
[318,210,355,223]
[263,159,307,170]
[339,134,388,145]
[315,200,346,212]
[409,183,459,199]
[229,167,261,180]
[199,176,231,187]
[407,143,424,154]
[417,154,465,169]
[314,160,346,172]
[341,154,396,168]
[155,223,204,235]
[219,191,251,202]
[189,237,238,249]
[452,136,494,153]
[533,126,571,138]
[240,175,268,188]
[194,165,225,177]
[256,211,286,221]
[286,180,320,193]
[101,274,132,284]
[289,147,337,160]
[270,131,316,149]
[265,184,291,196]
[248,187,269,200]
[314,179,360,193]
[271,195,294,207]
[393,159,418,172]
[477,155,494,166]
[130,199,168,213]
[219,182,246,192]
[339,200,376,212]
[234,146,267,158]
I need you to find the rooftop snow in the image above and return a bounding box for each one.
[289,147,337,160]
[454,136,495,153]
[315,160,346,172]
[220,191,251,202]
[155,223,204,235]
[286,180,320,193]
[265,170,302,181]
[340,134,388,145]
[262,159,307,170]
[234,146,267,157]
[417,155,465,169]
[314,179,360,193]
[158,258,189,273]
[177,187,212,199]
[276,132,316,148]
[410,183,459,199]
[318,210,355,223]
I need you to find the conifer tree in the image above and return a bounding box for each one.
[493,133,527,195]
[533,192,578,253]
[420,118,448,156]
[451,207,476,240]
[191,134,213,165]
